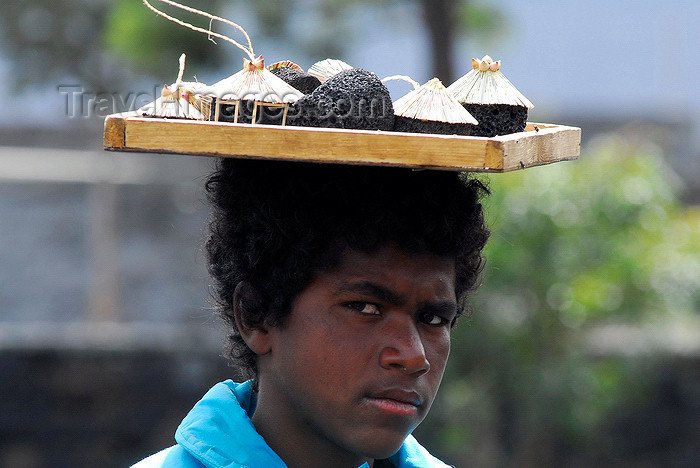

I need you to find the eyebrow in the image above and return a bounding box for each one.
[334,280,407,306]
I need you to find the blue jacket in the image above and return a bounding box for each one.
[131,380,451,468]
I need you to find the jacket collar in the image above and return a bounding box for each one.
[176,380,286,467]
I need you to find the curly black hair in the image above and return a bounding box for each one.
[205,158,490,382]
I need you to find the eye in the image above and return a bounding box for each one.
[345,302,380,315]
[419,312,449,327]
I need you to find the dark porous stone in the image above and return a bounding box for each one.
[269,67,321,95]
[463,104,528,137]
[287,68,394,131]
[393,115,472,136]
[213,97,288,125]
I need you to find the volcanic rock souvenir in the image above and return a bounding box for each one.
[307,59,353,84]
[268,61,322,95]
[139,53,207,120]
[142,0,302,125]
[447,55,534,137]
[388,77,477,135]
[288,68,394,131]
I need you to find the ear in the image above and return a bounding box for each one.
[233,281,272,355]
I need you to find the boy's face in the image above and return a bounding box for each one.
[255,243,457,463]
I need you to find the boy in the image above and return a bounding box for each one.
[133,158,490,467]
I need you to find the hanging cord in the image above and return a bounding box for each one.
[382,75,420,90]
[176,53,185,85]
[142,0,255,60]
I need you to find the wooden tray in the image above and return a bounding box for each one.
[104,113,580,173]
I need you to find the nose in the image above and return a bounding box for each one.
[378,317,430,376]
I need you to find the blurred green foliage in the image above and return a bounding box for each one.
[0,0,505,89]
[458,2,505,40]
[102,0,504,81]
[0,0,227,89]
[415,134,700,466]
[103,0,225,79]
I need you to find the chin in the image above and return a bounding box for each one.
[364,445,405,461]
[353,430,409,460]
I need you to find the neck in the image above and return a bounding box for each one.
[252,384,373,468]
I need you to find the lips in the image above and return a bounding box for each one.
[364,388,424,416]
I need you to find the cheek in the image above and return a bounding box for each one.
[317,328,372,378]
[427,334,451,376]
[281,318,360,385]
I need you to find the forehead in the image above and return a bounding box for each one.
[316,244,456,299]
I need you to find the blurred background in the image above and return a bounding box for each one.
[0,1,698,467]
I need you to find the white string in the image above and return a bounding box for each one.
[176,53,185,85]
[207,18,217,45]
[382,75,420,90]
[142,0,255,60]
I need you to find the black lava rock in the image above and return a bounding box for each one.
[269,67,321,95]
[288,68,394,131]
[393,116,473,136]
[463,104,528,137]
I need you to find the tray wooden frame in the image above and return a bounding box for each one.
[212,99,291,126]
[104,113,580,172]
